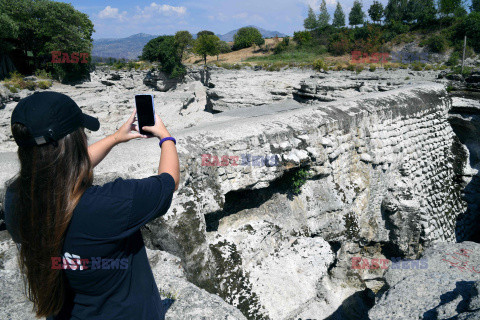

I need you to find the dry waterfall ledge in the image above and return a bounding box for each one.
[0,83,479,319]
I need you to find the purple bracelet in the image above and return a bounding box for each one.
[159,137,176,147]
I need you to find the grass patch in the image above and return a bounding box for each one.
[35,69,52,79]
[2,71,53,92]
[2,71,36,91]
[245,45,326,64]
[37,80,53,89]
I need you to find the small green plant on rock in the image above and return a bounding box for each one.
[158,288,180,300]
[313,58,327,72]
[291,168,311,195]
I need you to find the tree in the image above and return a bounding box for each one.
[193,34,220,65]
[197,30,215,38]
[349,0,365,26]
[318,0,331,29]
[404,0,417,22]
[304,6,318,30]
[415,0,437,24]
[217,41,231,60]
[333,2,346,27]
[0,12,18,51]
[438,0,463,16]
[174,30,193,61]
[232,26,265,50]
[472,0,480,12]
[385,0,408,23]
[0,0,94,82]
[369,1,384,24]
[141,36,185,78]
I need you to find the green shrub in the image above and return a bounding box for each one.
[37,80,52,89]
[369,65,377,72]
[35,69,52,79]
[405,76,410,80]
[452,65,473,75]
[447,51,460,66]
[273,37,290,54]
[425,35,448,53]
[126,61,136,70]
[347,64,355,71]
[388,21,410,37]
[411,61,425,71]
[170,65,186,79]
[293,31,312,46]
[355,64,364,74]
[313,58,327,71]
[291,168,311,195]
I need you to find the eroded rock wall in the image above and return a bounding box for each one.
[139,83,467,319]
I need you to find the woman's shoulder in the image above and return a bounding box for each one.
[85,173,174,201]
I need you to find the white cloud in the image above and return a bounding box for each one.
[98,6,127,21]
[145,2,186,15]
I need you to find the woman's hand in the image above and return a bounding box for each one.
[141,114,171,139]
[112,109,146,144]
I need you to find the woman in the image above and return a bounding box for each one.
[3,91,180,320]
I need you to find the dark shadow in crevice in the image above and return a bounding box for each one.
[326,241,342,274]
[324,288,375,320]
[205,166,312,232]
[448,108,480,243]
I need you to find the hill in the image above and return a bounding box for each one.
[92,33,157,60]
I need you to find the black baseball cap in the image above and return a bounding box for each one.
[11,91,100,147]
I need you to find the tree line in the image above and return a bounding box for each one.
[141,27,265,78]
[304,0,478,29]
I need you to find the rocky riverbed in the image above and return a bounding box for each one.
[1,65,480,320]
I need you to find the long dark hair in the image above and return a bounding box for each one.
[10,123,93,317]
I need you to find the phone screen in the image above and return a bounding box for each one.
[135,95,155,135]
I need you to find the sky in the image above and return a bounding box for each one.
[58,0,474,40]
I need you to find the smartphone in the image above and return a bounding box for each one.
[135,94,155,135]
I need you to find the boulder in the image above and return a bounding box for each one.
[369,242,480,320]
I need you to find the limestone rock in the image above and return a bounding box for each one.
[369,242,480,320]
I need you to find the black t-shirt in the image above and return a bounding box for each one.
[4,172,175,320]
